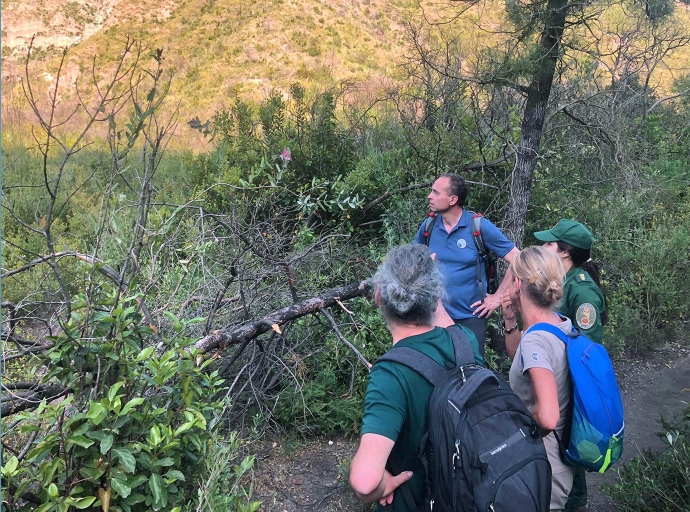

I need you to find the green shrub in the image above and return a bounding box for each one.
[0,290,259,511]
[602,407,690,511]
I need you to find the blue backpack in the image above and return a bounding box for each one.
[524,323,624,473]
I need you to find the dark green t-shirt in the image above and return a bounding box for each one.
[561,266,606,343]
[361,327,473,512]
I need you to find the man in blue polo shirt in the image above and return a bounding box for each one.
[414,174,519,359]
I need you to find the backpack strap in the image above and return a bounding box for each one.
[374,326,475,387]
[447,324,476,367]
[524,322,579,342]
[523,321,577,454]
[376,348,446,386]
[383,458,424,512]
[470,212,487,302]
[422,213,437,247]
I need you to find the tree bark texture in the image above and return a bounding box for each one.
[194,279,372,353]
[1,384,68,416]
[503,0,569,246]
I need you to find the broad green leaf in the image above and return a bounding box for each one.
[174,422,194,437]
[112,448,136,473]
[48,483,59,498]
[34,503,54,512]
[114,415,131,429]
[119,397,145,417]
[147,425,162,447]
[164,470,185,482]
[153,457,175,468]
[64,496,97,509]
[136,347,155,362]
[79,466,105,481]
[86,430,109,442]
[2,455,19,476]
[148,473,166,506]
[86,402,108,425]
[100,434,114,455]
[128,474,149,488]
[108,382,125,402]
[66,435,94,449]
[111,477,132,498]
[43,458,64,485]
[71,422,90,436]
[123,492,147,505]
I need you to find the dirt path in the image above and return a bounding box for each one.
[252,343,690,511]
[586,343,690,511]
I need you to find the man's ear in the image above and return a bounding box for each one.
[449,195,458,206]
[374,285,382,306]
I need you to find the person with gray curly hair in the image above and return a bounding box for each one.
[373,243,445,326]
[350,244,475,510]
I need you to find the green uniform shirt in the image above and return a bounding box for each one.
[561,266,606,343]
[360,326,478,512]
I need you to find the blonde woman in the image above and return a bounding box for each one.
[501,246,575,511]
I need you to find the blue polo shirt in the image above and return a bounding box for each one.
[414,210,515,320]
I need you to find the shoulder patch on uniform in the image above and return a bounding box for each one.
[576,303,596,330]
[579,273,586,281]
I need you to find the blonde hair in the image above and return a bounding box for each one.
[511,246,565,310]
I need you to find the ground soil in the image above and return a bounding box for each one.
[251,342,690,511]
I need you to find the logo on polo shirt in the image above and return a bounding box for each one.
[457,239,467,249]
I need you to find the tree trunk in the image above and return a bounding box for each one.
[502,0,569,246]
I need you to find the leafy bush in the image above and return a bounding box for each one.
[271,297,391,436]
[602,407,690,511]
[0,291,259,512]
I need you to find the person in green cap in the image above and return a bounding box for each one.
[534,218,609,512]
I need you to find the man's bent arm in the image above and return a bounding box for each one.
[472,246,521,317]
[350,433,412,503]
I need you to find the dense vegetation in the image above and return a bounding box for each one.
[602,404,690,511]
[2,0,690,509]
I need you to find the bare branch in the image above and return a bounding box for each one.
[319,308,371,369]
[194,280,372,353]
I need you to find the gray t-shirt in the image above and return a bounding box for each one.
[509,318,572,434]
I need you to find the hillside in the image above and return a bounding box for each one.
[3,0,690,150]
[2,0,418,128]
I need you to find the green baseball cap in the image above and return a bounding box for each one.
[533,219,595,250]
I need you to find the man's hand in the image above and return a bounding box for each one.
[471,293,501,318]
[377,469,414,506]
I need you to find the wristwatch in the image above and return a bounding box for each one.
[503,320,519,334]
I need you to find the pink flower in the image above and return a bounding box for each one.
[281,148,292,162]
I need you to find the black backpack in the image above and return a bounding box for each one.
[376,326,552,512]
[422,212,498,300]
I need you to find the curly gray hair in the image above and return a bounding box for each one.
[373,244,444,325]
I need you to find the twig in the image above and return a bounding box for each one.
[319,308,371,370]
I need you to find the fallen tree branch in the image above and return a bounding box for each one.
[194,279,372,353]
[1,383,68,416]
